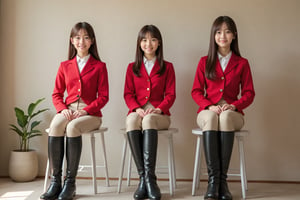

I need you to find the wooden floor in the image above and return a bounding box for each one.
[0,177,300,199]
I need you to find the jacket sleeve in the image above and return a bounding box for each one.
[191,58,213,110]
[231,60,255,111]
[124,64,141,112]
[84,63,109,115]
[157,63,176,113]
[52,63,68,113]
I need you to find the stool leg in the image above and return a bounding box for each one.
[192,135,202,196]
[168,134,176,195]
[238,136,247,199]
[127,151,132,186]
[118,134,128,193]
[170,134,177,189]
[100,131,110,187]
[90,133,97,194]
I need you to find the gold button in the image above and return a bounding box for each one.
[147,88,150,91]
[220,89,223,92]
[78,89,80,92]
[221,77,224,80]
[145,96,148,99]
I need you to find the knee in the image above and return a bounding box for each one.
[66,122,81,137]
[219,111,234,131]
[142,114,157,129]
[219,111,234,124]
[126,113,142,131]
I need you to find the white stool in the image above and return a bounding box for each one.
[118,128,178,196]
[43,127,110,194]
[191,128,248,199]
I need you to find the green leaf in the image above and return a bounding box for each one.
[28,98,45,116]
[30,120,41,130]
[9,124,23,136]
[31,108,49,119]
[28,133,43,139]
[15,107,27,128]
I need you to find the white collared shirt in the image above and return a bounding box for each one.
[218,51,232,72]
[143,56,156,76]
[76,54,90,73]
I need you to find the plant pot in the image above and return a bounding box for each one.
[8,150,38,182]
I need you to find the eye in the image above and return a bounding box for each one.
[84,36,90,40]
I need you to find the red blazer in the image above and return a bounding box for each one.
[52,56,109,117]
[191,53,255,114]
[124,60,176,115]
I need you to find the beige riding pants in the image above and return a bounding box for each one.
[49,100,101,137]
[197,99,244,131]
[126,102,171,132]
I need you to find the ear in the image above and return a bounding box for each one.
[70,37,74,44]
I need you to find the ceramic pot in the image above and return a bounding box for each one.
[8,150,38,182]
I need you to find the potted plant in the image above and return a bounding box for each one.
[8,98,49,182]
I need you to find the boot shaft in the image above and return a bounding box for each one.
[66,136,82,179]
[127,130,144,174]
[143,129,158,176]
[48,136,64,180]
[220,131,235,180]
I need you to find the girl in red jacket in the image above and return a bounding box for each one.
[40,22,109,200]
[124,25,176,200]
[191,16,255,200]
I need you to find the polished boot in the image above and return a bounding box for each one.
[143,129,161,200]
[127,130,148,200]
[40,136,64,200]
[203,131,220,200]
[219,131,234,200]
[58,136,82,200]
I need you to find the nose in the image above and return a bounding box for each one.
[220,32,225,38]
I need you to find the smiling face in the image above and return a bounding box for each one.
[140,32,159,60]
[215,22,235,54]
[70,29,93,58]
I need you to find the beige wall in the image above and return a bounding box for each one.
[1,0,300,182]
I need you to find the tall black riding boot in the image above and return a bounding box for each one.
[203,131,220,200]
[143,129,161,200]
[127,130,148,200]
[40,136,64,200]
[58,136,82,200]
[219,131,234,200]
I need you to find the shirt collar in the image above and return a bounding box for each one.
[76,54,90,64]
[218,51,232,61]
[143,56,156,65]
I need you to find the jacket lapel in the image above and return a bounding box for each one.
[140,62,149,78]
[69,57,81,79]
[224,53,239,75]
[81,56,96,77]
[149,60,160,78]
[215,60,224,77]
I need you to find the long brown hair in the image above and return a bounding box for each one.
[133,25,165,76]
[206,16,240,80]
[68,22,101,61]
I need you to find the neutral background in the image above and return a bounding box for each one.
[1,0,299,182]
